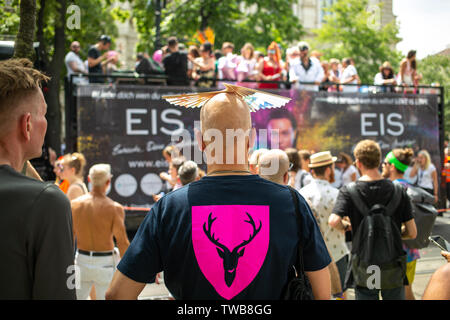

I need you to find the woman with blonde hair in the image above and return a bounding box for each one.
[410,149,438,203]
[60,152,88,201]
[236,42,258,88]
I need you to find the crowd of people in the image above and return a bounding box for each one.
[65,35,424,92]
[1,58,449,302]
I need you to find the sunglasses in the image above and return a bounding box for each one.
[289,162,294,170]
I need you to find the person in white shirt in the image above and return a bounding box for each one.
[65,41,88,84]
[236,43,258,88]
[336,152,359,186]
[289,41,324,92]
[217,42,240,88]
[340,58,359,92]
[300,151,350,299]
[374,61,396,86]
[409,149,438,203]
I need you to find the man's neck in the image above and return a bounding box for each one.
[91,187,107,197]
[359,168,383,181]
[315,175,330,183]
[0,141,26,172]
[207,163,251,176]
[390,172,404,181]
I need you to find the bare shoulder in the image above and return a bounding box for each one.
[71,193,91,210]
[112,200,125,215]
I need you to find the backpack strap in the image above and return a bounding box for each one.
[384,182,403,216]
[287,186,306,277]
[346,182,370,217]
[347,181,402,217]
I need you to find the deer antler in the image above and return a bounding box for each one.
[203,212,228,251]
[234,212,262,252]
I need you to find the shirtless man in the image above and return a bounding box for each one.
[71,163,130,300]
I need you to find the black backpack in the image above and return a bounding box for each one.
[346,182,407,289]
[397,182,438,249]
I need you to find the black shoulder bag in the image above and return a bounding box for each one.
[282,186,314,300]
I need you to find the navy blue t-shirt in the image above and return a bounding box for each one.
[118,175,330,300]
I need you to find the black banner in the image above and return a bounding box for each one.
[76,85,441,208]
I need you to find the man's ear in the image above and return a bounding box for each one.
[195,128,206,152]
[283,172,289,185]
[20,113,32,142]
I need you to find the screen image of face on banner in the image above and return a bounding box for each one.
[76,85,441,207]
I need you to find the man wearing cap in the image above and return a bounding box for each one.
[106,92,331,300]
[88,35,113,83]
[288,41,324,92]
[71,164,130,300]
[300,151,350,299]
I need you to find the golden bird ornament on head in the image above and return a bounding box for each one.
[162,83,291,112]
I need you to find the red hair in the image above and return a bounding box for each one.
[267,41,281,64]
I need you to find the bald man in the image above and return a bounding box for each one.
[106,93,331,300]
[65,41,87,84]
[258,149,290,185]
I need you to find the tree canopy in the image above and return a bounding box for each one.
[312,0,403,84]
[132,0,304,54]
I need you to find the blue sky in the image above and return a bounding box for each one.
[393,0,450,59]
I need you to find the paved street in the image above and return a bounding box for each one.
[137,212,450,300]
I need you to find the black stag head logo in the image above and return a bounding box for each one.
[203,212,262,287]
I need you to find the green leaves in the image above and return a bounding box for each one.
[314,0,402,84]
[418,54,450,134]
[131,0,304,54]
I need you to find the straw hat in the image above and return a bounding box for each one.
[309,151,337,168]
[380,61,393,71]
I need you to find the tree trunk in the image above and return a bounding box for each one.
[45,0,67,155]
[13,0,37,60]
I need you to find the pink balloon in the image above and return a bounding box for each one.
[153,50,163,63]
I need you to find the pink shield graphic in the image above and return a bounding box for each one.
[192,205,270,300]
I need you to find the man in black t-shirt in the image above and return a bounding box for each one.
[329,140,416,300]
[0,59,75,299]
[106,92,331,300]
[88,35,113,83]
[162,37,189,86]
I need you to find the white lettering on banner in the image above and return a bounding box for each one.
[112,144,144,156]
[386,113,404,136]
[361,113,404,137]
[161,109,184,136]
[361,113,378,136]
[125,108,184,136]
[146,141,165,152]
[127,109,149,135]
